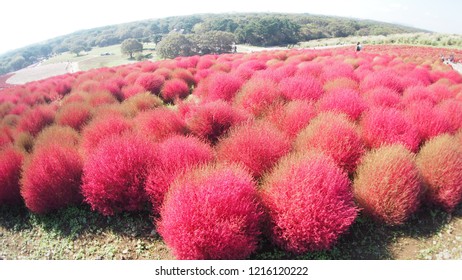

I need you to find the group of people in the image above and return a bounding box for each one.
[441,53,456,64]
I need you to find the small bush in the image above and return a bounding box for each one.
[161,78,190,103]
[217,121,291,178]
[360,107,421,152]
[55,102,93,131]
[158,163,263,259]
[278,75,324,101]
[21,144,83,214]
[353,145,422,225]
[135,73,165,95]
[34,125,80,150]
[316,88,366,121]
[416,134,462,212]
[82,134,157,216]
[362,87,401,108]
[294,112,364,173]
[17,106,55,136]
[185,101,249,144]
[0,146,24,205]
[145,135,214,215]
[261,152,357,254]
[234,78,284,117]
[134,108,187,141]
[405,101,453,141]
[80,114,132,157]
[205,72,243,102]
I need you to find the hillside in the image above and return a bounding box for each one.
[0,13,426,75]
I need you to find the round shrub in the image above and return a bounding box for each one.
[21,144,83,214]
[0,146,24,205]
[416,134,462,212]
[135,73,165,94]
[294,112,365,173]
[362,86,401,108]
[161,78,190,103]
[205,72,243,102]
[82,134,157,216]
[234,77,284,117]
[278,75,324,101]
[34,125,80,150]
[185,100,249,144]
[158,163,263,259]
[264,100,317,139]
[217,121,291,178]
[55,102,93,131]
[405,101,454,141]
[360,107,421,152]
[134,107,187,141]
[353,145,422,225]
[145,135,215,215]
[17,106,55,136]
[261,152,357,254]
[316,88,366,121]
[81,114,132,157]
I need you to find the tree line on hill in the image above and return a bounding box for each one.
[0,13,425,74]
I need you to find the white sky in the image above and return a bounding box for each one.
[1,0,461,55]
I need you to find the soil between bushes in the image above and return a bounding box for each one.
[0,203,461,260]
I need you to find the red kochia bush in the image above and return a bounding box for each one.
[316,88,367,121]
[264,100,317,139]
[145,135,214,215]
[416,134,462,212]
[295,112,365,173]
[135,108,187,141]
[161,78,190,103]
[55,102,93,131]
[17,106,55,136]
[205,72,243,102]
[353,145,422,225]
[405,101,453,141]
[185,101,249,144]
[261,152,357,254]
[217,121,291,178]
[135,73,165,94]
[81,114,132,157]
[278,75,324,101]
[0,146,24,205]
[362,86,402,109]
[234,78,284,117]
[158,163,263,259]
[21,144,83,214]
[82,134,157,216]
[360,107,421,152]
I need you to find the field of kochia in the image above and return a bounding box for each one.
[1,45,462,259]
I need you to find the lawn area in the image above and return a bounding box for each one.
[43,43,158,71]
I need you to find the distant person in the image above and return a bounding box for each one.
[356,42,362,51]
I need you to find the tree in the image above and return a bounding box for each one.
[156,33,196,59]
[193,31,235,54]
[121,39,143,59]
[69,44,84,56]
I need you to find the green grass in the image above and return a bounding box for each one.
[42,43,158,71]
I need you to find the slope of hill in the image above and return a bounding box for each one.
[0,13,426,75]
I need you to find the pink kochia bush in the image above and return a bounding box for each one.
[185,100,249,144]
[82,134,157,216]
[81,114,132,157]
[360,107,421,152]
[295,112,365,173]
[145,135,215,215]
[0,146,24,205]
[158,163,263,259]
[316,88,366,121]
[261,152,357,254]
[353,145,422,225]
[234,78,283,117]
[416,134,462,212]
[135,107,187,141]
[217,121,291,178]
[21,144,84,214]
[278,75,324,101]
[161,78,190,103]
